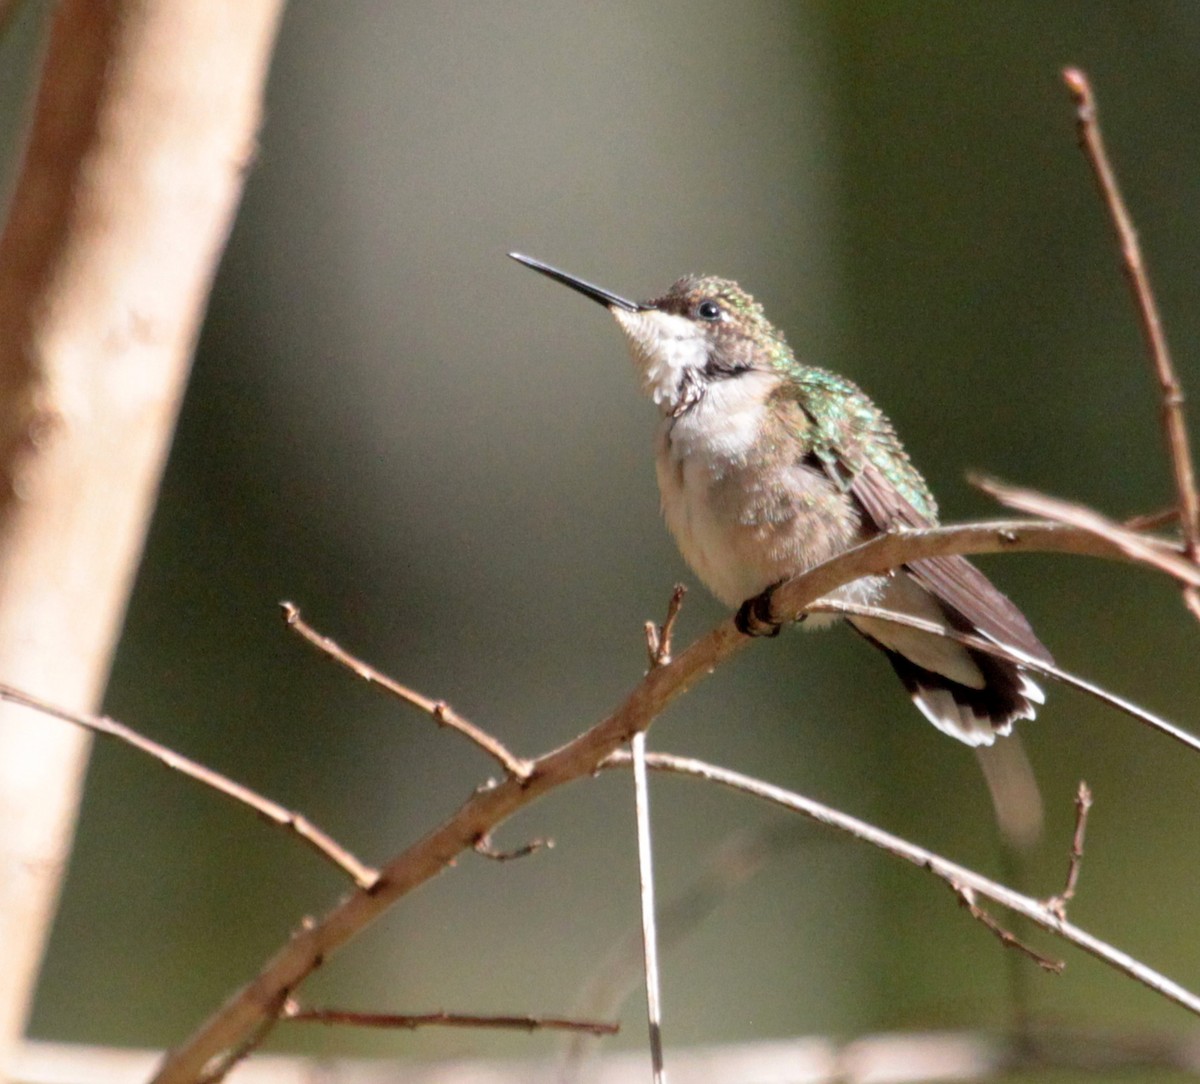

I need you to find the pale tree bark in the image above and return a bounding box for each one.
[0,0,286,1062]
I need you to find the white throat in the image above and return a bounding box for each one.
[612,308,709,412]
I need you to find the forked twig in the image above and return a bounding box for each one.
[1064,68,1200,618]
[282,602,531,781]
[645,584,687,669]
[0,684,377,889]
[281,1001,617,1036]
[974,476,1200,589]
[1047,782,1094,920]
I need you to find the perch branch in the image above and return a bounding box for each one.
[152,517,1197,1083]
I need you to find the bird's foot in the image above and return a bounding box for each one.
[735,584,784,638]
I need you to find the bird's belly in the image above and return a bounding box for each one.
[656,433,863,608]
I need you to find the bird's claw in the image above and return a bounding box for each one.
[735,585,782,638]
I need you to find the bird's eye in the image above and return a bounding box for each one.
[696,299,722,321]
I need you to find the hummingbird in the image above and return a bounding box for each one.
[510,253,1052,745]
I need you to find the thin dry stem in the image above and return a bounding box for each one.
[281,1002,617,1036]
[974,476,1200,589]
[631,732,666,1083]
[0,683,378,889]
[952,884,1064,973]
[281,602,531,782]
[1048,782,1094,920]
[1064,68,1200,617]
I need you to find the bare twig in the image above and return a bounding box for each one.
[1125,507,1180,532]
[952,883,1064,973]
[473,833,553,862]
[608,750,1200,1015]
[1047,782,1094,920]
[0,683,378,889]
[281,602,532,782]
[631,732,666,1084]
[153,518,1200,1083]
[645,584,687,669]
[974,476,1200,589]
[1064,68,1200,618]
[281,1001,617,1036]
[805,599,1200,755]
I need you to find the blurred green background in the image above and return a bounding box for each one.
[3,0,1200,1070]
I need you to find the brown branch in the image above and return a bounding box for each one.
[974,476,1200,588]
[1064,68,1200,618]
[1047,781,1094,921]
[281,602,532,782]
[609,751,1200,1015]
[806,599,1200,755]
[151,518,1196,1083]
[282,1001,618,1036]
[0,683,378,890]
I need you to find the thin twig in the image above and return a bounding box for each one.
[1064,68,1200,618]
[1125,507,1180,532]
[631,732,666,1083]
[281,602,532,782]
[645,584,687,669]
[952,883,1064,973]
[974,476,1200,589]
[0,683,378,889]
[606,750,1200,1016]
[281,1001,617,1036]
[473,833,553,862]
[805,599,1200,756]
[1047,782,1094,921]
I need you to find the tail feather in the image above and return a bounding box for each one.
[876,637,1043,746]
[847,567,1050,746]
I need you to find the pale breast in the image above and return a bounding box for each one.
[654,376,864,607]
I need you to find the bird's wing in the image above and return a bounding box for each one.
[843,457,1053,664]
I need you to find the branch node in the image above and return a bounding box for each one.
[474,832,554,862]
[645,583,687,668]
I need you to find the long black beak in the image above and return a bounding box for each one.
[509,253,650,313]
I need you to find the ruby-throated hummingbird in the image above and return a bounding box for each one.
[510,253,1052,745]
